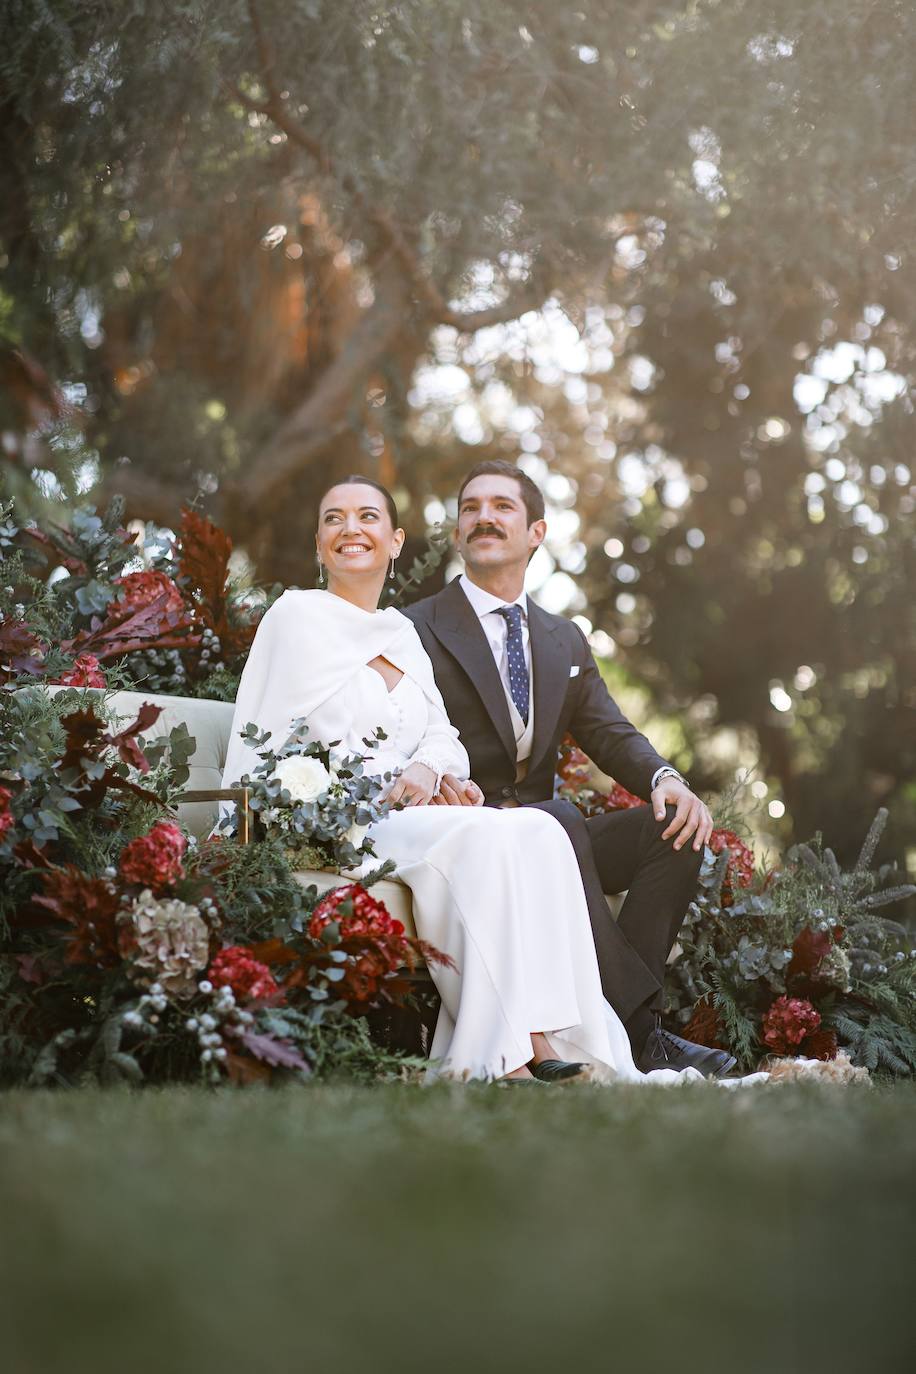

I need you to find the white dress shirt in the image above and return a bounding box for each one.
[458,574,534,766]
[456,575,680,794]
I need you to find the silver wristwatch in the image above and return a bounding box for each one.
[651,766,687,791]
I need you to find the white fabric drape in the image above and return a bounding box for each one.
[222,589,468,790]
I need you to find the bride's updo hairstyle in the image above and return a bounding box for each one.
[316,474,399,529]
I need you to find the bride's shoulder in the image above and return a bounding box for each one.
[266,588,322,617]
[255,589,325,636]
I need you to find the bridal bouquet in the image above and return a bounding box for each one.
[226,721,394,874]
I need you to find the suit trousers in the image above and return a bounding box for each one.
[528,799,703,1034]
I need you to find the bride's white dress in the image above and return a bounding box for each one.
[308,665,647,1081]
[224,590,765,1086]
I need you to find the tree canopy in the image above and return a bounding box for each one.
[1,0,915,862]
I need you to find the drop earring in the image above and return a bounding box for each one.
[316,559,326,588]
[389,555,397,580]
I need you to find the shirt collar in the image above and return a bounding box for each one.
[458,572,528,622]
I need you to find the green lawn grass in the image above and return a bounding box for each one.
[1,1082,914,1374]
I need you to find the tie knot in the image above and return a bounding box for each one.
[496,604,523,631]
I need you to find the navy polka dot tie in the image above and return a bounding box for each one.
[496,604,529,725]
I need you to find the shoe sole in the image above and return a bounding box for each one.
[534,1066,596,1086]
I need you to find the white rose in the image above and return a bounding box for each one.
[273,754,332,804]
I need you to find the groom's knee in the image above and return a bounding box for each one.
[649,804,704,876]
[530,798,591,860]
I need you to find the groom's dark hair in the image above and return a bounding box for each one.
[457,460,546,526]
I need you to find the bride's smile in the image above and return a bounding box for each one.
[316,478,406,612]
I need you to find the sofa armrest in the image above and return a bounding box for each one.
[176,786,252,845]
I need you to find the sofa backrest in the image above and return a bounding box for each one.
[107,690,236,839]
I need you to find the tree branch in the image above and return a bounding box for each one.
[234,256,414,508]
[237,1,550,333]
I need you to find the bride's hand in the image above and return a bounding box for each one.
[384,762,439,808]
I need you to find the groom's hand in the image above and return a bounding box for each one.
[651,778,714,852]
[432,774,484,807]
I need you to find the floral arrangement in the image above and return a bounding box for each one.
[0,497,265,701]
[224,720,396,874]
[557,738,916,1075]
[0,685,446,1088]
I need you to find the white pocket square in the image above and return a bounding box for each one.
[569,666,580,678]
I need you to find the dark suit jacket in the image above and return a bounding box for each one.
[403,578,670,806]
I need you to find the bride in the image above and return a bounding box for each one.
[222,476,753,1085]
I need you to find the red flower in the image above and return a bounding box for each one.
[114,570,186,617]
[556,737,646,816]
[801,1027,838,1061]
[604,783,646,811]
[709,828,755,906]
[54,653,107,688]
[682,1000,728,1051]
[209,945,279,1002]
[309,883,406,942]
[308,884,411,1005]
[119,820,186,890]
[556,738,594,790]
[0,785,14,837]
[761,996,821,1055]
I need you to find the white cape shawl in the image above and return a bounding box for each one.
[221,589,448,788]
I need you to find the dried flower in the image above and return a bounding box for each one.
[119,821,186,890]
[54,653,107,688]
[801,1027,839,1061]
[708,828,755,906]
[32,866,122,967]
[761,995,821,1055]
[119,889,210,995]
[682,999,727,1050]
[114,570,186,617]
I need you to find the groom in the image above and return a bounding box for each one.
[404,460,735,1077]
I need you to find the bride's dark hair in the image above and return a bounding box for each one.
[317,474,399,529]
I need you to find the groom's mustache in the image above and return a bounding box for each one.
[468,525,506,541]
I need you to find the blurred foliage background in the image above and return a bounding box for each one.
[1,0,914,870]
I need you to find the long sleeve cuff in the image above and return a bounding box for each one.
[408,753,447,797]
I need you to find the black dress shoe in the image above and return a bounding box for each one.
[530,1058,591,1084]
[638,1026,736,1078]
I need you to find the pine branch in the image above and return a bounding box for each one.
[829,1007,916,1076]
[859,885,916,910]
[710,972,758,1068]
[855,808,888,872]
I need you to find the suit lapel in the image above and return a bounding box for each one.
[528,599,571,775]
[430,580,517,763]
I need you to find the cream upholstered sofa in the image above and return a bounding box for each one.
[100,689,419,938]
